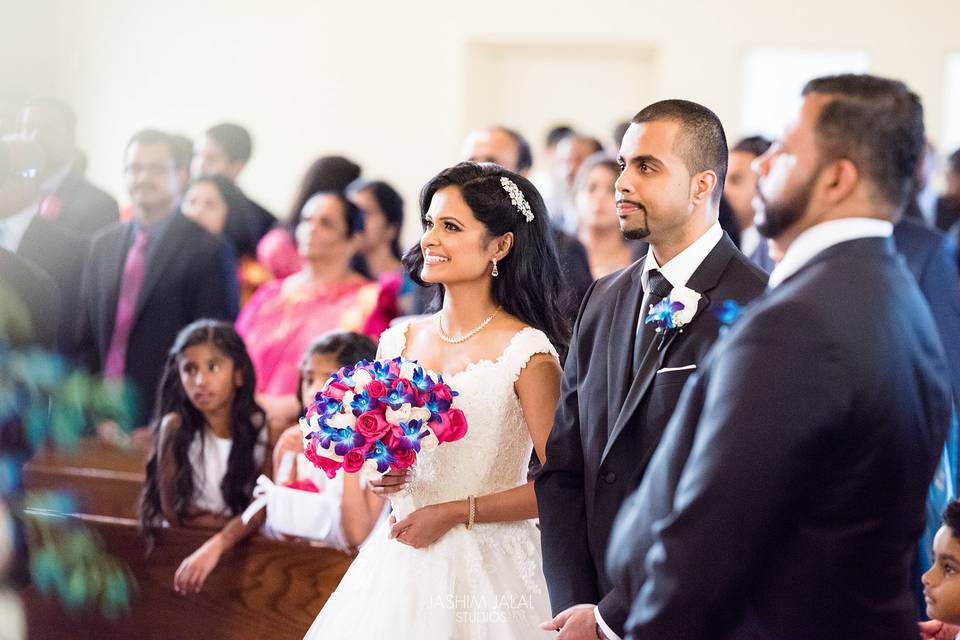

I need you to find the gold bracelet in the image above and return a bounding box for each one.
[466,495,476,530]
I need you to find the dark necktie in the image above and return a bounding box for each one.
[633,270,673,372]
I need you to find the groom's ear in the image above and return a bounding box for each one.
[493,232,514,261]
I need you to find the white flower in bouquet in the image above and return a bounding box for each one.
[327,411,357,429]
[399,361,418,380]
[386,403,413,426]
[410,407,432,423]
[420,431,439,453]
[351,368,373,391]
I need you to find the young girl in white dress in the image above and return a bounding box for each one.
[305,162,571,639]
[140,320,270,595]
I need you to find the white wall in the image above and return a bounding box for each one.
[5,0,960,237]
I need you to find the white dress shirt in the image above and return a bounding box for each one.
[0,204,38,253]
[768,218,894,288]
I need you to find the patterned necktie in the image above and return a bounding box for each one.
[633,270,673,373]
[104,227,151,378]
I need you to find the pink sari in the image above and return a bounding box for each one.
[236,273,399,395]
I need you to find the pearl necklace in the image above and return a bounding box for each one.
[437,307,502,344]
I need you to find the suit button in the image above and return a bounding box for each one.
[604,472,616,484]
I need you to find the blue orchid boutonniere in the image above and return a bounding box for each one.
[713,299,745,334]
[645,285,702,346]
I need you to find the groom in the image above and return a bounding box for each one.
[535,100,768,639]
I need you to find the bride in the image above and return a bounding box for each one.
[304,162,570,639]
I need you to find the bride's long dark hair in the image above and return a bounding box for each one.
[403,162,570,358]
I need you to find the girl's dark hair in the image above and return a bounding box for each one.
[285,155,361,228]
[402,162,570,357]
[350,179,405,260]
[185,175,260,256]
[944,501,960,538]
[140,320,264,541]
[295,331,378,407]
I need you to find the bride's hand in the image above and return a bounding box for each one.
[370,469,409,496]
[389,502,467,549]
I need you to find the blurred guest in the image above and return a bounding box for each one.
[256,155,361,280]
[551,133,604,233]
[531,125,574,228]
[347,179,415,313]
[608,120,631,158]
[181,175,269,305]
[169,133,194,195]
[192,123,275,253]
[0,136,86,354]
[237,191,397,429]
[77,129,238,425]
[936,149,960,232]
[725,135,774,270]
[460,125,592,315]
[19,98,118,235]
[574,154,633,278]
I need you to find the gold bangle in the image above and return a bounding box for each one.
[466,495,476,530]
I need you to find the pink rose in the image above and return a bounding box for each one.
[392,448,416,470]
[355,410,391,440]
[432,383,454,404]
[387,360,401,376]
[343,447,368,473]
[432,408,468,444]
[305,447,342,479]
[365,380,388,401]
[324,382,351,401]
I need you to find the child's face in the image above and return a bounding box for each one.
[300,353,341,409]
[178,343,241,417]
[923,525,960,623]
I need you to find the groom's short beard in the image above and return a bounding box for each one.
[756,176,815,240]
[622,208,650,240]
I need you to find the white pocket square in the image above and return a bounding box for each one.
[656,364,697,374]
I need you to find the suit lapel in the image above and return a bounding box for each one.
[600,234,738,465]
[606,265,647,437]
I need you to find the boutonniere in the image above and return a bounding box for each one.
[645,285,702,348]
[713,299,745,334]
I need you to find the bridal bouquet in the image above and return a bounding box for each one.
[299,357,468,479]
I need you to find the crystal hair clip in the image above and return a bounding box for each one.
[500,177,534,223]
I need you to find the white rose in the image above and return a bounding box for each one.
[327,411,357,429]
[671,285,702,326]
[351,369,373,392]
[410,407,432,424]
[314,440,343,462]
[399,361,418,381]
[298,416,314,438]
[386,403,413,426]
[342,391,355,407]
[420,431,439,453]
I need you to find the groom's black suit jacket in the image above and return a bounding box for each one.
[535,233,767,634]
[605,237,953,639]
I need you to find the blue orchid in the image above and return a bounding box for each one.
[714,299,745,332]
[411,367,436,393]
[424,392,450,421]
[365,440,397,473]
[645,298,685,333]
[331,428,367,456]
[315,424,341,449]
[371,361,396,383]
[378,381,415,410]
[393,419,427,452]
[349,389,377,415]
[317,395,343,418]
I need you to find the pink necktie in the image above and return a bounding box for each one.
[104,227,151,378]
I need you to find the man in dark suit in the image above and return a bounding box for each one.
[0,137,85,353]
[19,98,119,236]
[191,122,275,256]
[606,74,953,639]
[535,100,768,639]
[78,129,238,425]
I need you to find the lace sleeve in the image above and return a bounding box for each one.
[503,328,560,383]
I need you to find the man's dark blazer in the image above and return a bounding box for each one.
[894,218,960,402]
[535,232,768,635]
[17,215,88,354]
[77,212,239,424]
[0,246,60,348]
[606,236,953,639]
[53,166,119,236]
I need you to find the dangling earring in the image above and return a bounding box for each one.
[491,259,499,277]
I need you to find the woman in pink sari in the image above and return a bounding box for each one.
[236,191,398,431]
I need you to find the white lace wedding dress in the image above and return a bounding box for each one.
[304,321,557,640]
